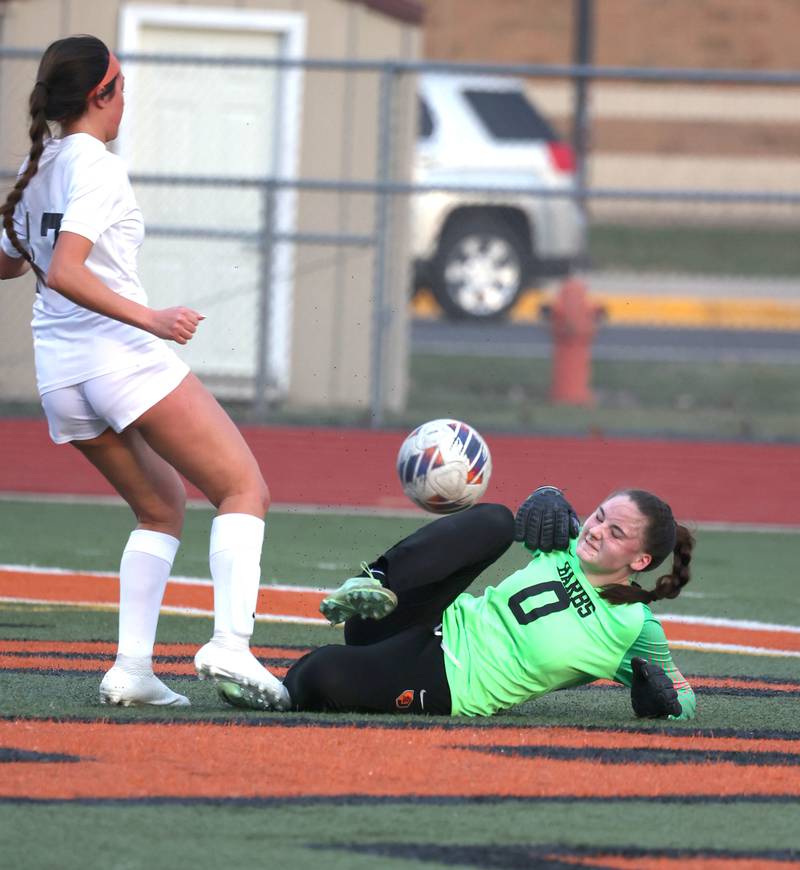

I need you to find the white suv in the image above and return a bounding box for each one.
[412,74,584,319]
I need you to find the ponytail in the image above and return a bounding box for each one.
[0,35,111,279]
[0,85,51,278]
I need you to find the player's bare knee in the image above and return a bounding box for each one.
[135,484,186,536]
[256,476,271,514]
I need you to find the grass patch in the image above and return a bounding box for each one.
[590,222,800,277]
[2,802,798,870]
[400,354,800,440]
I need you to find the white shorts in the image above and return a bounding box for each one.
[40,350,191,444]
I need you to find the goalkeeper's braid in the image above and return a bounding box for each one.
[599,489,695,606]
[1,36,113,281]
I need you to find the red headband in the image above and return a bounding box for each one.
[89,51,121,99]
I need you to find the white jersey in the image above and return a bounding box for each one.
[0,133,169,394]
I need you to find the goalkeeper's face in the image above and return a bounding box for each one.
[576,495,653,578]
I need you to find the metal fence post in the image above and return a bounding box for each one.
[254,182,276,418]
[572,0,594,268]
[369,64,396,428]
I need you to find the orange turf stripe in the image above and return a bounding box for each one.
[0,640,307,660]
[0,654,289,678]
[0,569,326,620]
[1,570,119,605]
[660,619,800,653]
[0,655,107,672]
[595,675,799,693]
[1,640,118,654]
[0,721,797,800]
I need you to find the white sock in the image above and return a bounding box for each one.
[209,513,265,644]
[116,529,180,662]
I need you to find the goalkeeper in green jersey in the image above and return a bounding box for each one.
[219,488,696,721]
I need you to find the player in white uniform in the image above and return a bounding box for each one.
[0,35,289,709]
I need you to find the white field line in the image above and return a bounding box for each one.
[670,640,800,658]
[0,563,328,594]
[659,613,800,634]
[4,564,799,635]
[3,564,798,655]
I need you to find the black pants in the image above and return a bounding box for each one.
[283,503,514,715]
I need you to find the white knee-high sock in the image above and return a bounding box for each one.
[209,513,265,645]
[117,529,180,661]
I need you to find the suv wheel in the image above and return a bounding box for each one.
[430,215,529,319]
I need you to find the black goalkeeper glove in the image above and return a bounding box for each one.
[630,657,682,718]
[514,486,580,553]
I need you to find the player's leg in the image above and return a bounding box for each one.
[68,425,189,706]
[221,625,451,715]
[127,372,288,709]
[324,503,515,645]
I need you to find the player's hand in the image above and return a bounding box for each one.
[150,307,205,344]
[514,486,580,553]
[630,657,682,718]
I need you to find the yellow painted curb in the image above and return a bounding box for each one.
[412,288,800,330]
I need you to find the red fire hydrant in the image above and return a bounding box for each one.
[548,277,603,405]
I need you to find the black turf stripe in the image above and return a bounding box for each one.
[318,841,800,867]
[460,744,800,765]
[0,794,797,807]
[0,747,82,763]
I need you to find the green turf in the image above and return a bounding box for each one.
[1,500,798,869]
[1,802,798,870]
[590,222,800,277]
[401,354,800,441]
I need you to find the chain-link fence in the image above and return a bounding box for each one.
[2,48,799,431]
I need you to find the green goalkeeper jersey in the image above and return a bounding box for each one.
[440,543,695,719]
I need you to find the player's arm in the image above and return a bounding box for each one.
[614,615,696,720]
[0,247,31,279]
[514,486,580,553]
[47,232,203,345]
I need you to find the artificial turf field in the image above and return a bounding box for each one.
[1,499,799,870]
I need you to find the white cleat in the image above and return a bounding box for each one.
[216,679,290,712]
[194,640,290,711]
[99,665,190,707]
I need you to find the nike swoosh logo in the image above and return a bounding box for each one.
[420,689,426,710]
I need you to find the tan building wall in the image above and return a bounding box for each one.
[422,0,800,225]
[422,0,800,70]
[0,0,420,412]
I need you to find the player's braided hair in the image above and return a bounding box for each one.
[599,489,695,605]
[0,35,115,279]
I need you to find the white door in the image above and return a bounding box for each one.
[118,6,305,395]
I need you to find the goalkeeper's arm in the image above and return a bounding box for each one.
[614,616,696,720]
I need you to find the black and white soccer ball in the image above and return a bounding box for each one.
[396,419,492,514]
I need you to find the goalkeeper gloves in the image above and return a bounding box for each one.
[514,486,580,553]
[630,656,682,718]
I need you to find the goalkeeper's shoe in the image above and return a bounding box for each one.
[216,679,289,712]
[319,562,398,626]
[194,637,290,711]
[99,660,190,707]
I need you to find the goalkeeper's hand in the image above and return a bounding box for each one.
[630,657,682,718]
[514,486,580,553]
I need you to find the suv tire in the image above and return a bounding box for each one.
[430,214,530,320]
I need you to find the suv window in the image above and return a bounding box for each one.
[418,96,434,139]
[463,89,557,142]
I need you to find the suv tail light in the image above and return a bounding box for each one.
[547,141,576,174]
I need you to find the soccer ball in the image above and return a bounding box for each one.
[396,419,492,513]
